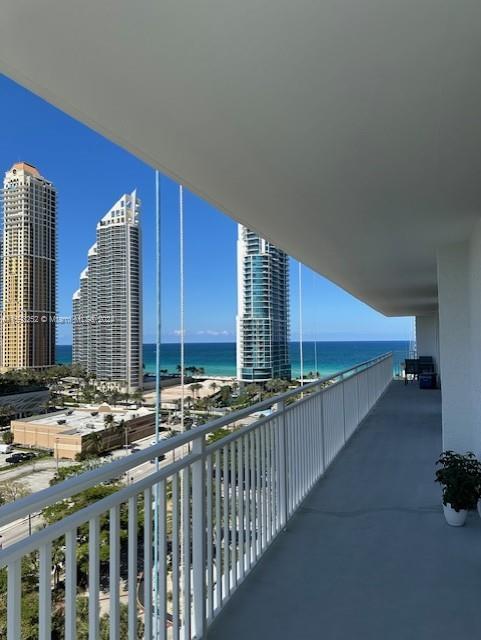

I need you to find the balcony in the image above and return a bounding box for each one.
[0,354,396,638]
[209,380,481,640]
[0,6,480,635]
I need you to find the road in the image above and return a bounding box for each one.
[111,432,180,484]
[0,457,73,484]
[0,512,43,548]
[0,432,187,549]
[0,459,75,548]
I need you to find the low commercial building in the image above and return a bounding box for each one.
[11,404,155,460]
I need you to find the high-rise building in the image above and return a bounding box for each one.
[72,191,142,391]
[1,162,57,371]
[236,225,291,382]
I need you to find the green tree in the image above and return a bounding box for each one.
[106,389,120,406]
[132,389,143,404]
[189,383,202,399]
[244,383,261,399]
[0,480,30,505]
[218,385,232,406]
[52,597,144,639]
[0,404,15,427]
[103,414,115,429]
[2,430,13,445]
[81,432,103,458]
[43,480,128,586]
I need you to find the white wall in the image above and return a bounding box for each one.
[437,219,481,454]
[415,315,440,371]
[468,219,481,455]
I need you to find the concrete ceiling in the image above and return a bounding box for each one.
[1,0,481,316]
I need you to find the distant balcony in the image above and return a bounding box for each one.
[0,354,394,638]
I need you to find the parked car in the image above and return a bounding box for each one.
[21,452,36,460]
[6,453,24,464]
[5,452,37,464]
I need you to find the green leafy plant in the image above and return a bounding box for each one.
[435,450,481,511]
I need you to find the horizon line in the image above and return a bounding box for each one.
[56,338,411,347]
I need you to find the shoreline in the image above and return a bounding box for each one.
[55,341,409,378]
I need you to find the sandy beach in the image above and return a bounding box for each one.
[143,377,236,404]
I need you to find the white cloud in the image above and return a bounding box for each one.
[196,329,232,336]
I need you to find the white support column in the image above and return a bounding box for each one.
[437,232,481,454]
[415,315,440,372]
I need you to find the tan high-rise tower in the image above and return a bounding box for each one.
[1,162,57,371]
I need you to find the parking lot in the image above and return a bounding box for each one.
[0,446,47,466]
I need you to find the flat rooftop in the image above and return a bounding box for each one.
[16,406,153,437]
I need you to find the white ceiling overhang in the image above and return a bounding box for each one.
[1,0,481,316]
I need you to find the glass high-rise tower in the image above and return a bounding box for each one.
[1,162,57,371]
[236,226,291,382]
[73,191,142,391]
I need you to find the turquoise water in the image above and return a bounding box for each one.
[56,341,409,378]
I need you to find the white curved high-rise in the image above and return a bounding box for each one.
[236,225,291,382]
[1,162,57,371]
[73,191,142,391]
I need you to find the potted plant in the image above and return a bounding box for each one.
[435,451,481,526]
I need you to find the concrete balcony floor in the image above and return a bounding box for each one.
[208,381,481,639]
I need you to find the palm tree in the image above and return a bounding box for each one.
[189,382,203,399]
[245,383,261,399]
[218,385,232,405]
[84,432,102,457]
[108,389,121,406]
[209,381,218,394]
[103,414,115,429]
[41,396,55,414]
[132,389,143,405]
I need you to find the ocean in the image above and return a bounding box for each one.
[56,341,409,378]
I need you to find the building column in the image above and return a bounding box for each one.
[415,314,440,372]
[437,224,481,454]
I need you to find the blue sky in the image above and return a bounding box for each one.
[0,74,412,344]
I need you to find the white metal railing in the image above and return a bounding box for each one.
[0,353,393,639]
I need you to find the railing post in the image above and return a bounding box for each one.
[7,559,21,640]
[192,434,206,638]
[355,372,360,427]
[276,399,288,528]
[367,364,371,410]
[317,385,326,474]
[65,529,77,640]
[341,373,346,443]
